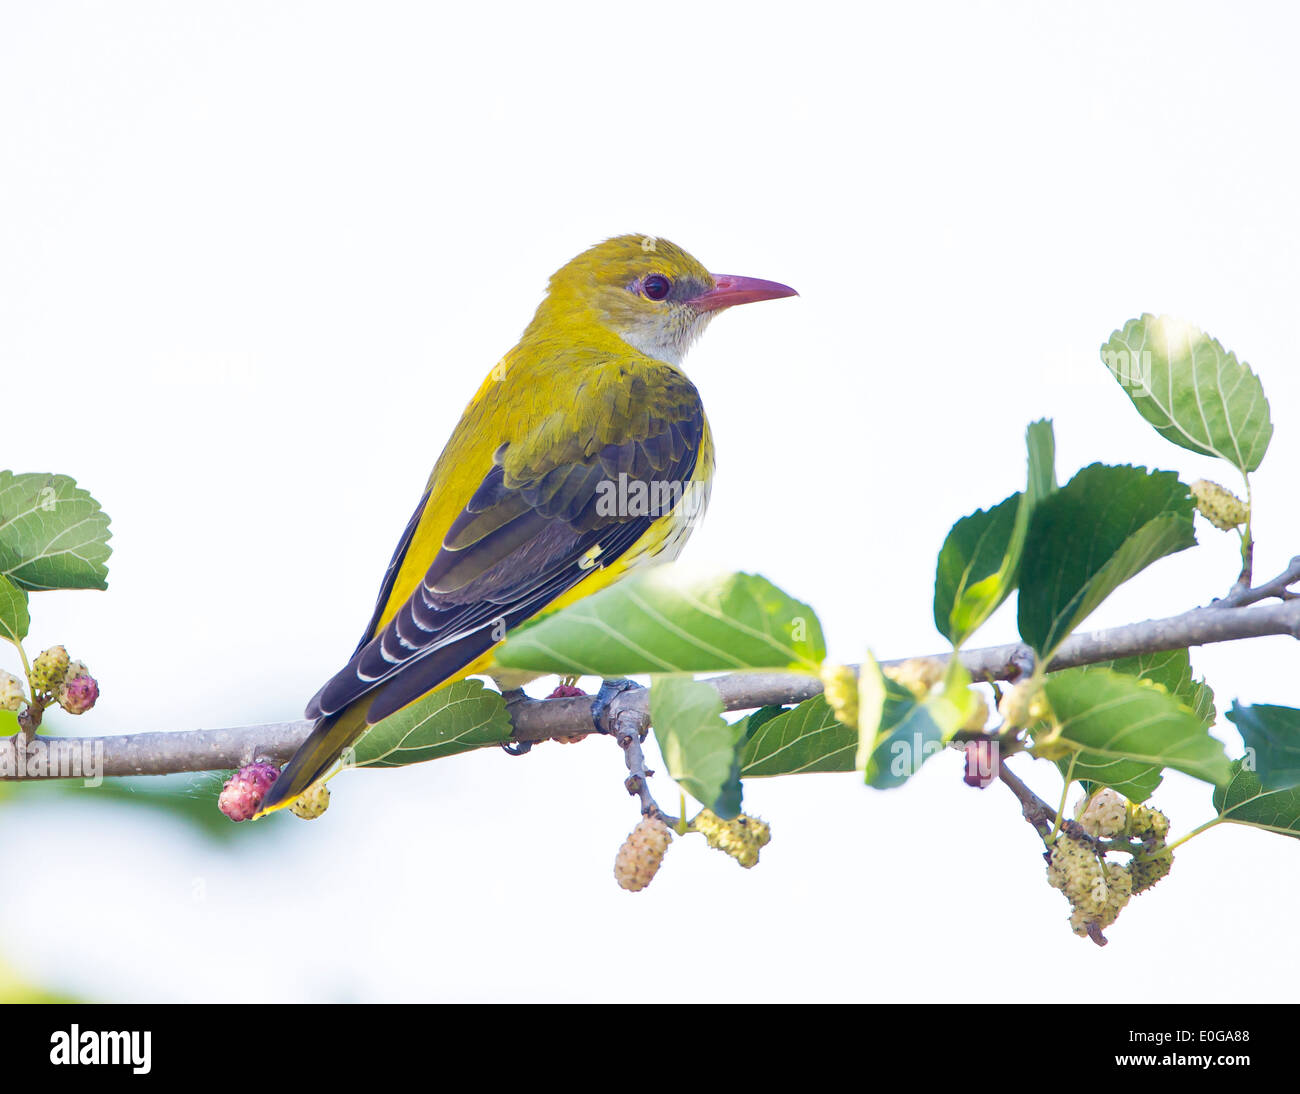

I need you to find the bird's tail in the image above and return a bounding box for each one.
[253,704,370,819]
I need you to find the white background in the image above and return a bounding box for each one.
[2,1,1298,1001]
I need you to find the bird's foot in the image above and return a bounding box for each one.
[499,688,533,755]
[590,678,641,734]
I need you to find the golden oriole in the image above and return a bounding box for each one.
[256,234,796,817]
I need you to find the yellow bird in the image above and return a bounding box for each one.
[256,234,796,817]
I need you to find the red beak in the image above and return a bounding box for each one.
[691,273,798,313]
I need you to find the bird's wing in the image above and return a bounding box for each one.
[347,486,431,661]
[306,374,705,724]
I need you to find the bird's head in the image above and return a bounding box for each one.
[526,234,797,366]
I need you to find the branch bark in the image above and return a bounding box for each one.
[5,593,1300,781]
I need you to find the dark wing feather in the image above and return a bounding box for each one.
[361,517,654,722]
[305,396,704,723]
[349,488,430,659]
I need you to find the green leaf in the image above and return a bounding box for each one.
[862,658,974,789]
[855,652,888,773]
[740,696,857,776]
[1102,315,1273,474]
[650,675,744,817]
[1056,651,1215,800]
[736,704,788,748]
[33,774,277,841]
[1081,649,1216,728]
[713,763,743,818]
[351,679,512,767]
[1044,668,1231,788]
[933,420,1056,647]
[1225,702,1300,790]
[0,765,303,842]
[0,575,29,645]
[0,472,112,591]
[933,494,1020,646]
[1062,753,1164,803]
[1026,418,1058,498]
[496,569,825,676]
[1213,759,1300,838]
[1017,465,1195,658]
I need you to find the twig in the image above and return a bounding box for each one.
[1236,481,1256,591]
[955,595,1300,680]
[1214,555,1300,609]
[996,759,1057,837]
[607,708,675,823]
[1006,781,1120,947]
[0,721,310,779]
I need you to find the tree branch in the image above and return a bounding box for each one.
[1216,554,1300,608]
[996,758,1057,837]
[5,591,1300,781]
[607,707,674,823]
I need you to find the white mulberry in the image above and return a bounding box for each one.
[614,816,672,891]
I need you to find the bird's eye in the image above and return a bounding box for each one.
[642,274,671,301]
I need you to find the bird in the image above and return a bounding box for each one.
[255,234,796,817]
